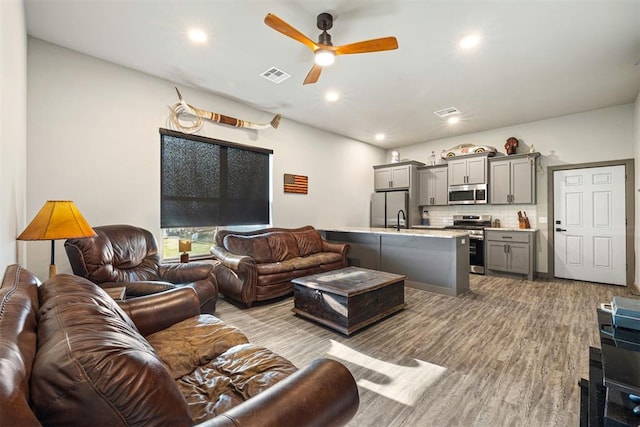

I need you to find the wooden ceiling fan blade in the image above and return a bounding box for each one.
[335,37,398,55]
[303,64,323,85]
[264,13,318,52]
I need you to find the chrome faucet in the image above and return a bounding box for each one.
[396,209,406,231]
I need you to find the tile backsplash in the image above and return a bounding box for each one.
[419,204,537,229]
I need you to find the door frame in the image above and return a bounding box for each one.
[547,159,635,285]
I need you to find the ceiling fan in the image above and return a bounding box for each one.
[264,12,398,85]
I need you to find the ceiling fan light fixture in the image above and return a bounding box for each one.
[315,49,335,66]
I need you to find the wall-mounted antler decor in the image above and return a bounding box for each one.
[169,87,281,133]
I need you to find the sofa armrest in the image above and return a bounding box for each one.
[322,241,350,266]
[211,245,255,271]
[211,246,258,307]
[158,261,214,283]
[195,358,359,427]
[117,286,201,336]
[101,280,176,298]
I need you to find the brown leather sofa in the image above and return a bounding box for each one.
[211,226,349,307]
[65,224,218,313]
[0,264,359,426]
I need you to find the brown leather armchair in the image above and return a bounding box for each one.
[65,224,218,313]
[1,264,359,426]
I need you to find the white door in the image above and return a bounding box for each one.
[554,165,626,286]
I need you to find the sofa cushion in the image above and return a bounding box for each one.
[224,234,272,263]
[0,265,42,427]
[31,274,192,426]
[256,260,296,276]
[291,252,344,270]
[292,229,324,256]
[265,232,300,262]
[147,315,249,379]
[177,343,297,423]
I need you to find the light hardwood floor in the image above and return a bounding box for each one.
[215,275,634,426]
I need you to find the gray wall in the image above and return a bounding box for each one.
[0,0,27,273]
[635,92,640,288]
[388,104,637,275]
[25,38,386,279]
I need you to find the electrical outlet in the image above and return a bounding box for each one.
[539,217,547,224]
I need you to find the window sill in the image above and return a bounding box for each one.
[163,254,216,264]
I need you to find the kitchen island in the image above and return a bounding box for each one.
[320,227,470,296]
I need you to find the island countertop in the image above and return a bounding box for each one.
[320,226,468,239]
[321,228,470,297]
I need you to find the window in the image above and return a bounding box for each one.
[159,129,273,259]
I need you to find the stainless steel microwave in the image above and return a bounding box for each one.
[448,184,487,205]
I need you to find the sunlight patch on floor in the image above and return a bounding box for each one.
[328,340,446,406]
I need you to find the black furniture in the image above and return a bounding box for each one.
[292,266,406,335]
[580,306,640,426]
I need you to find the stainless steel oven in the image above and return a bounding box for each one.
[445,214,491,274]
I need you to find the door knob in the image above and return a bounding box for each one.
[555,228,567,232]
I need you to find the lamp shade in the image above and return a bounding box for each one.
[17,200,96,241]
[178,239,192,252]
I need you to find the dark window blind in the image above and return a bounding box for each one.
[160,128,272,228]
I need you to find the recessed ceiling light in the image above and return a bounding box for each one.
[375,133,385,141]
[459,34,480,49]
[325,91,340,102]
[448,116,460,124]
[188,28,208,44]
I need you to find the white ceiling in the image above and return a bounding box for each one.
[24,0,640,149]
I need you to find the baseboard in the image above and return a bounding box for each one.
[534,271,553,281]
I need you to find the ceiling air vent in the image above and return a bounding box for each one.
[260,67,291,84]
[433,107,461,118]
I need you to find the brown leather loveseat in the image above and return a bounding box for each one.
[211,226,349,307]
[0,264,359,426]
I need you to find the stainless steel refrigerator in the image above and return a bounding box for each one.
[371,191,409,228]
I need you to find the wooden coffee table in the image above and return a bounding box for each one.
[292,267,406,335]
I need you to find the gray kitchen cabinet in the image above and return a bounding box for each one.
[374,164,410,190]
[373,160,425,228]
[418,165,448,206]
[373,161,424,191]
[447,155,487,185]
[485,230,535,280]
[489,153,539,204]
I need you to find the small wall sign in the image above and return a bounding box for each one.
[284,174,308,194]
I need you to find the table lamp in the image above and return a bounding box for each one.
[179,239,192,263]
[17,200,97,278]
